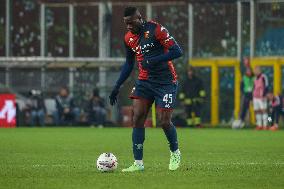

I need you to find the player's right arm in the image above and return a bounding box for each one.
[109,45,135,106]
[141,23,182,70]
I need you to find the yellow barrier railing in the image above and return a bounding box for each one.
[152,104,156,128]
[190,57,284,126]
[190,58,240,126]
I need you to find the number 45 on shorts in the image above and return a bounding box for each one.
[163,94,173,108]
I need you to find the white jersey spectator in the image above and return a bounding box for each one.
[253,66,269,130]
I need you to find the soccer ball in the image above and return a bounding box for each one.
[96,153,118,172]
[267,116,273,126]
[231,119,244,129]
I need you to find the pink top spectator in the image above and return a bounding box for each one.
[253,74,268,99]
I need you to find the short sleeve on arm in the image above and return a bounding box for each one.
[155,24,176,49]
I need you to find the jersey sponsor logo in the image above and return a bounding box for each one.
[131,43,155,55]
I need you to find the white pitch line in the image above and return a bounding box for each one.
[192,162,284,165]
[31,162,284,168]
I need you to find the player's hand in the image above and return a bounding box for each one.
[109,87,119,106]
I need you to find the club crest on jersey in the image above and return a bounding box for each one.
[144,31,150,39]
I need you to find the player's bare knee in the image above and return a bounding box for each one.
[157,118,171,129]
[133,113,145,128]
[157,111,172,129]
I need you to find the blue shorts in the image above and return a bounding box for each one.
[130,80,178,110]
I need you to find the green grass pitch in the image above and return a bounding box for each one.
[0,127,284,189]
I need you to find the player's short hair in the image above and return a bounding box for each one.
[124,6,138,17]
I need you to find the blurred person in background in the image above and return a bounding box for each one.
[25,90,46,126]
[267,91,283,131]
[239,67,254,127]
[53,87,80,126]
[87,88,106,128]
[253,66,269,130]
[179,66,206,127]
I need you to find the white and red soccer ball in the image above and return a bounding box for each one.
[96,153,118,172]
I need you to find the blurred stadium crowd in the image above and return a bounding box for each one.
[10,64,283,129]
[0,0,284,127]
[15,87,107,127]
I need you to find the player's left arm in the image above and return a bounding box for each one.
[109,45,135,106]
[145,24,183,64]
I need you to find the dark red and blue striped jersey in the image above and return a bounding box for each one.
[124,21,179,84]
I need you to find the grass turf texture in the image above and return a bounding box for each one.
[0,128,283,189]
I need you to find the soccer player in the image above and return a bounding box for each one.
[253,66,269,130]
[109,7,182,172]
